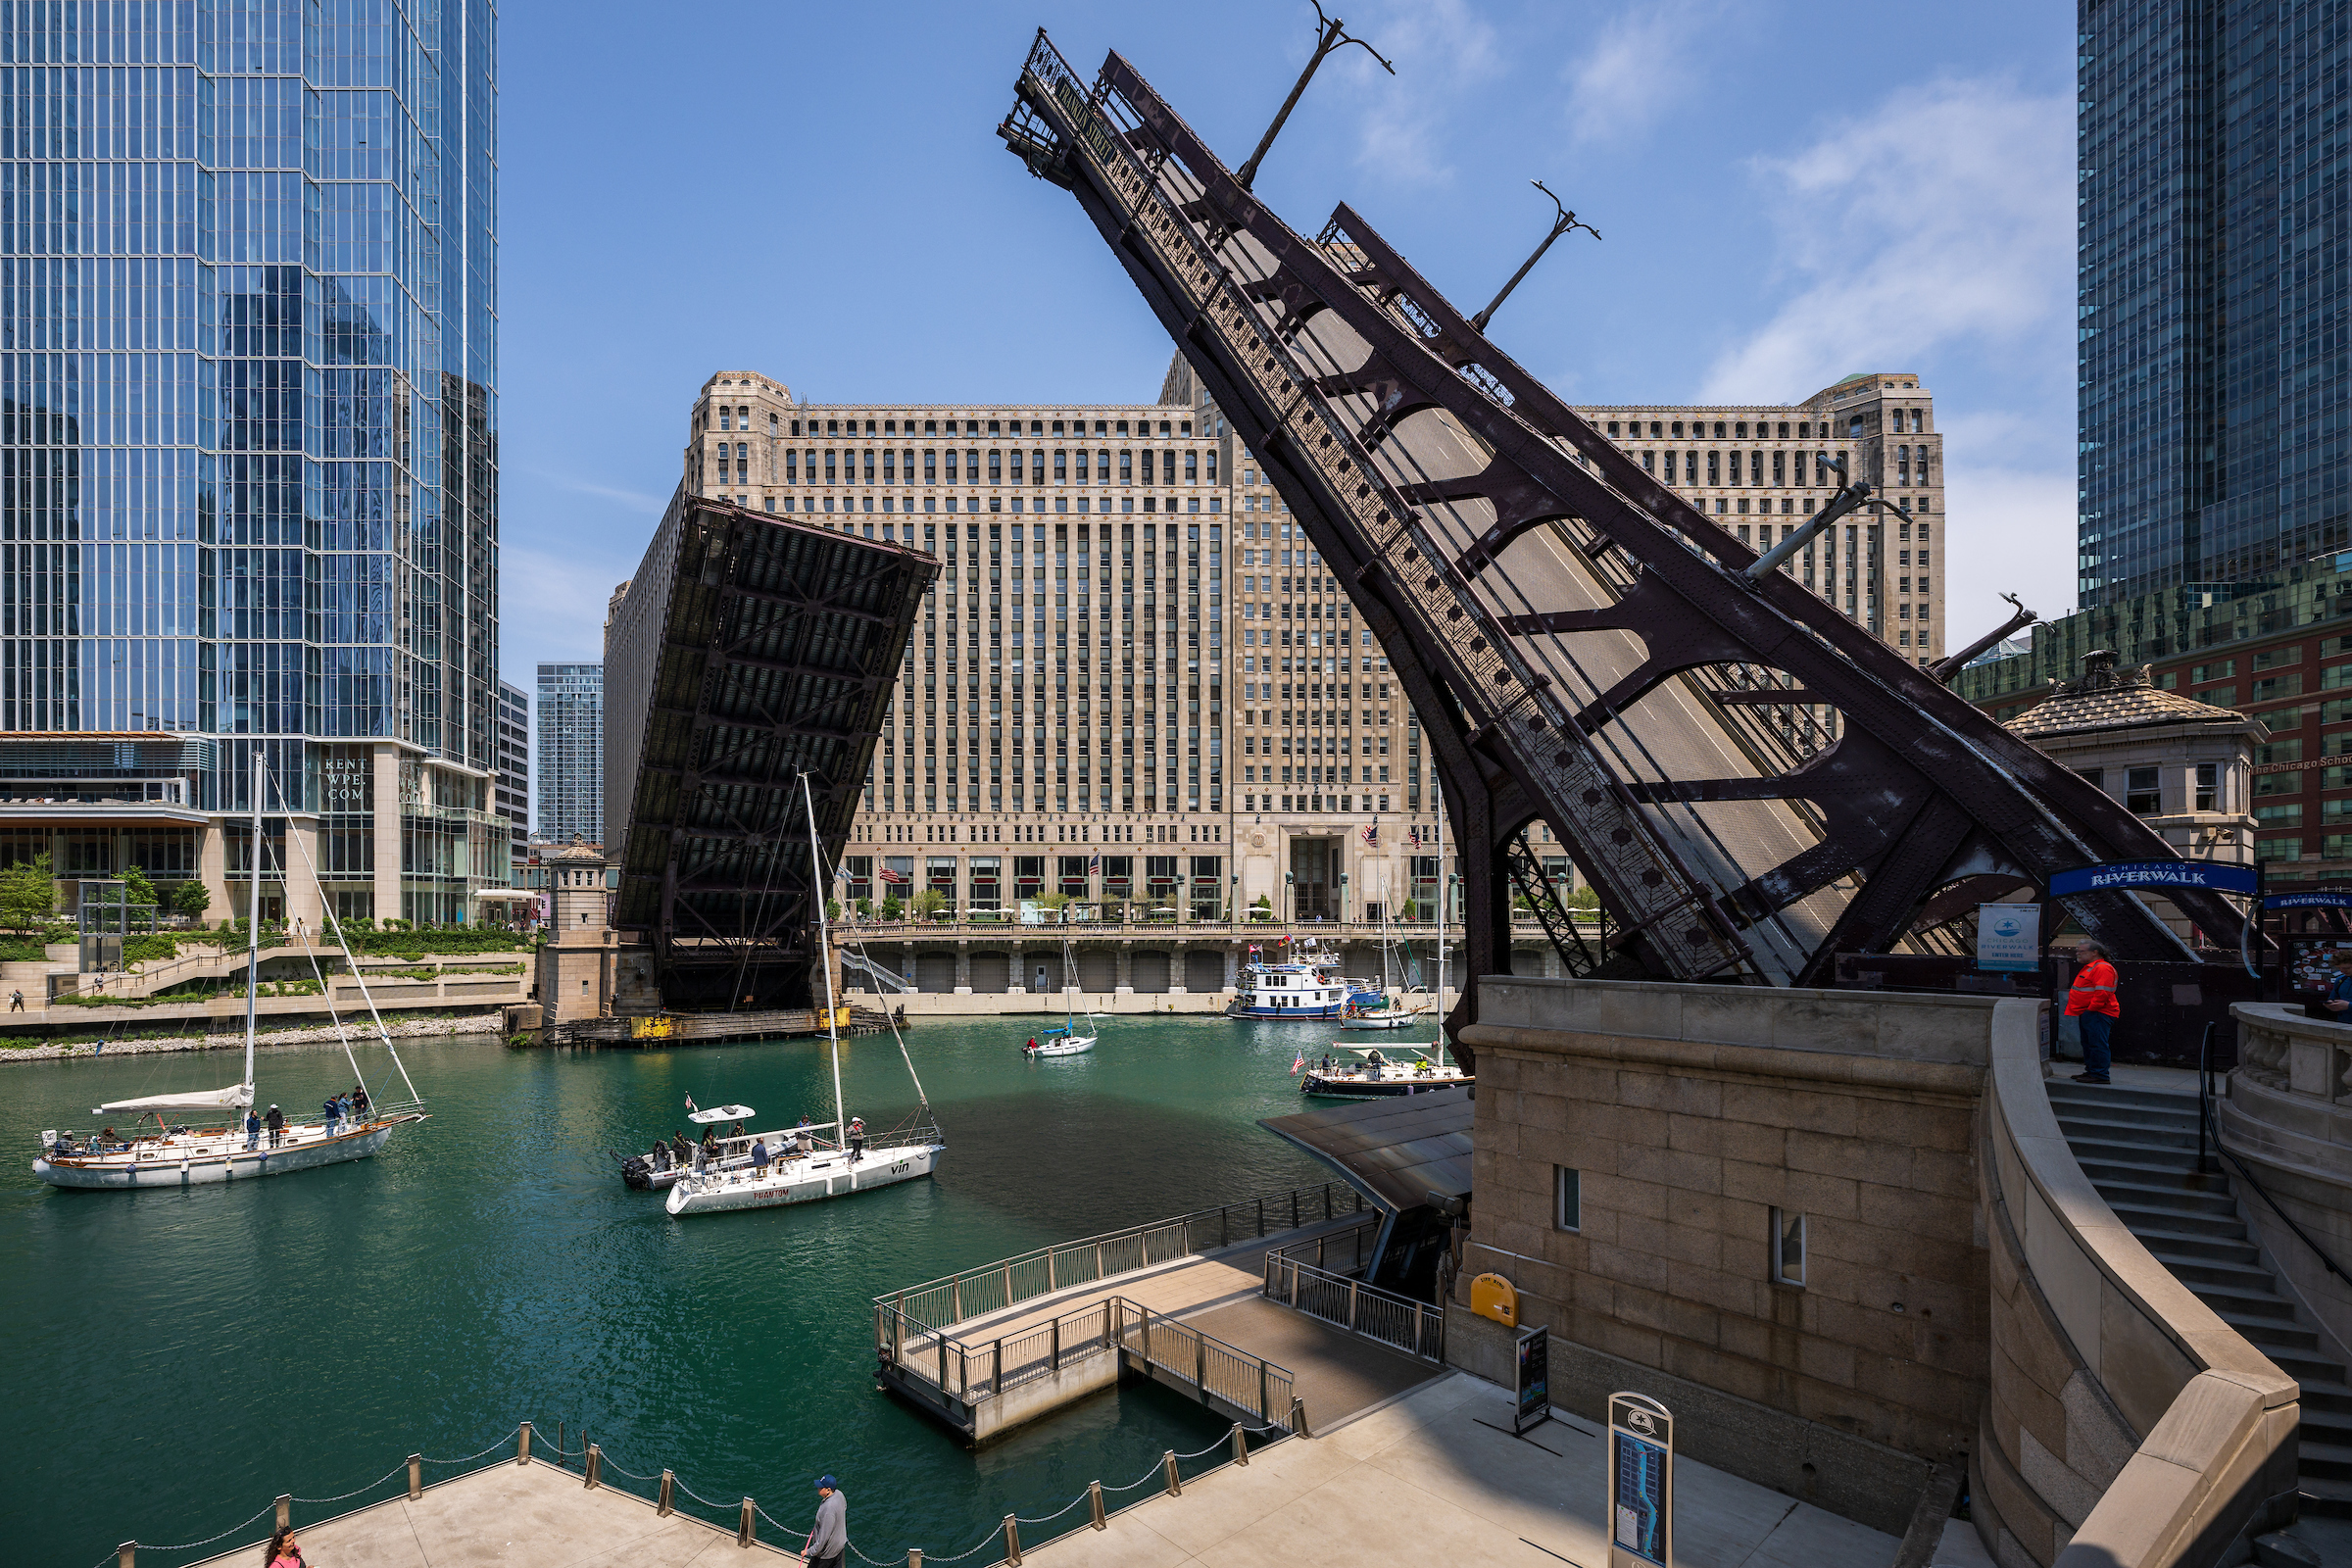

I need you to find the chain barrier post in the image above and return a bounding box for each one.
[1232,1422,1249,1466]
[737,1497,755,1548]
[1003,1514,1023,1566]
[1088,1480,1105,1530]
[408,1453,422,1500]
[1290,1395,1311,1438]
[275,1495,291,1530]
[1162,1450,1182,1495]
[586,1444,602,1489]
[116,1543,134,1568]
[658,1470,675,1516]
[908,1551,923,1568]
[516,1422,532,1466]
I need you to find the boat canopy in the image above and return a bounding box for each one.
[94,1084,255,1116]
[688,1103,757,1125]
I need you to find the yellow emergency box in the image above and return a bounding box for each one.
[630,1015,675,1040]
[1470,1271,1518,1327]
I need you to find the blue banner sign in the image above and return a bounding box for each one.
[2267,892,2352,911]
[2049,860,2260,899]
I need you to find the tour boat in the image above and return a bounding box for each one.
[33,756,426,1191]
[1226,935,1383,1020]
[666,776,944,1218]
[1300,1044,1473,1100]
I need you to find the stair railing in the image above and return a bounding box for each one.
[2198,1020,2352,1286]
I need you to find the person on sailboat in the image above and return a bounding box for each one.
[848,1116,866,1165]
[352,1084,370,1119]
[265,1104,284,1148]
[1027,1036,1038,1054]
[751,1136,770,1174]
[245,1108,262,1151]
[322,1096,342,1138]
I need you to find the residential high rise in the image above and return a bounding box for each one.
[0,1,502,926]
[1577,373,1947,663]
[2079,3,2352,604]
[536,664,604,846]
[495,680,530,863]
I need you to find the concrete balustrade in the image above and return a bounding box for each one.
[1982,1006,2298,1566]
[2219,1002,2352,1364]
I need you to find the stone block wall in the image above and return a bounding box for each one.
[1456,977,1994,1515]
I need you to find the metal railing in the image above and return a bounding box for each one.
[1262,1219,1445,1363]
[874,1180,1367,1336]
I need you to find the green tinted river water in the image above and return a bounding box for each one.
[0,1012,1365,1568]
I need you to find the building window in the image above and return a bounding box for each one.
[2195,762,2220,812]
[1554,1166,1580,1232]
[1770,1208,1805,1287]
[2126,766,2161,815]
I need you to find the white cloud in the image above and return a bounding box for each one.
[1340,0,1500,185]
[1698,76,2073,402]
[497,539,638,673]
[1940,455,2077,649]
[1561,1,1719,148]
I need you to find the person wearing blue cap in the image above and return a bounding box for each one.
[806,1476,847,1568]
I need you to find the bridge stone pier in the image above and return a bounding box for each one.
[1449,974,2300,1566]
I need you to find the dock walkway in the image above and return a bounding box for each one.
[182,1458,803,1568]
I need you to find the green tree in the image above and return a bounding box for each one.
[879,896,904,922]
[1566,884,1599,911]
[120,864,159,908]
[1037,890,1071,922]
[911,887,949,921]
[1250,894,1274,922]
[0,854,57,930]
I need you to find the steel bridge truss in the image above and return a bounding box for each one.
[1000,32,2238,1019]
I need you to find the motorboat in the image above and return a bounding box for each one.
[666,774,945,1218]
[1227,935,1382,1020]
[1299,1044,1472,1100]
[614,1102,788,1191]
[1340,997,1429,1030]
[33,755,426,1191]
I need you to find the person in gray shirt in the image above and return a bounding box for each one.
[806,1476,847,1568]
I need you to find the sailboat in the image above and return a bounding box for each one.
[1300,1041,1473,1099]
[1025,924,1098,1057]
[1341,897,1427,1030]
[32,755,427,1190]
[665,774,944,1217]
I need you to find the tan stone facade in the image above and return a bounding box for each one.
[1577,370,1946,664]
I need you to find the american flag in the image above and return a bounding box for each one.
[1408,825,1423,848]
[879,866,909,885]
[1088,854,1101,873]
[1359,823,1378,847]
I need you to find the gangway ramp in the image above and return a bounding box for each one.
[873,1183,1435,1443]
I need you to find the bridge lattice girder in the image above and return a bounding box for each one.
[1000,33,2237,1031]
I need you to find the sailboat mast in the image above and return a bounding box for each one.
[1434,783,1447,1072]
[244,750,263,1097]
[801,773,847,1143]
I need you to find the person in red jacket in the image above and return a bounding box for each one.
[2059,937,2120,1084]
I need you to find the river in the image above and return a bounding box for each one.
[0,1010,1375,1567]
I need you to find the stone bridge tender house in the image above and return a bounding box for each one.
[1448,975,2306,1565]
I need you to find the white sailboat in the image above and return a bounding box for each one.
[1025,924,1098,1057]
[1300,1042,1473,1099]
[665,774,944,1217]
[32,755,426,1191]
[1341,898,1427,1030]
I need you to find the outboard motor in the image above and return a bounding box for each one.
[616,1152,654,1192]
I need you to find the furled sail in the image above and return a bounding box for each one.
[93,1085,255,1116]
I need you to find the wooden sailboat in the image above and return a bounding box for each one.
[32,755,426,1190]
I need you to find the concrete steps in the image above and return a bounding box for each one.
[2046,1078,2352,1518]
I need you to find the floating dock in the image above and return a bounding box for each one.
[537,1005,893,1048]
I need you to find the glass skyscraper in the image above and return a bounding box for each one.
[2079,0,2352,607]
[0,0,501,925]
[535,662,600,846]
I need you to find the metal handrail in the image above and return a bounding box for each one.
[1262,1218,1445,1362]
[873,1180,1366,1332]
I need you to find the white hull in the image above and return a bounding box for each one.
[1340,1013,1424,1030]
[33,1117,416,1191]
[665,1140,943,1216]
[1027,1036,1096,1056]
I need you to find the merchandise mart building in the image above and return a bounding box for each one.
[0,0,506,926]
[667,362,1941,979]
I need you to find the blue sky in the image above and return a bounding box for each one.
[498,0,2078,680]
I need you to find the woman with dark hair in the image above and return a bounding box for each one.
[265,1528,303,1568]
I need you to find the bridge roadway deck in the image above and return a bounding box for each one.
[920,1216,1442,1435]
[183,1460,804,1568]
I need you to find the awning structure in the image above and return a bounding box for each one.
[1258,1087,1472,1215]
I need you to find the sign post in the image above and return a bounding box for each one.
[1975,903,2040,972]
[1513,1325,1549,1434]
[1608,1393,1673,1568]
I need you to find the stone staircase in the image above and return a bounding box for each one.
[2046,1078,2352,1518]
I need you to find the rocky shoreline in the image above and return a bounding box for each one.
[0,1013,506,1064]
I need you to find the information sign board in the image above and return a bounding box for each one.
[1976,903,2041,972]
[1513,1324,1549,1434]
[2048,860,2259,898]
[1607,1392,1673,1568]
